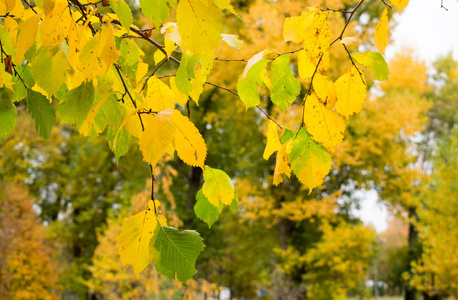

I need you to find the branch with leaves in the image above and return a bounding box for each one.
[0,0,401,282]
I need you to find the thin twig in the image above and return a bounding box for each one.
[21,0,38,14]
[114,64,145,131]
[441,0,448,10]
[342,43,366,84]
[330,0,366,46]
[299,53,323,132]
[157,74,177,79]
[321,7,353,13]
[141,58,169,91]
[149,165,158,214]
[214,57,248,62]
[186,101,191,119]
[380,0,392,9]
[204,81,283,128]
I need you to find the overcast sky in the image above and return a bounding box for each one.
[357,0,458,232]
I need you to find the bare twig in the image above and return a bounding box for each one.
[141,58,169,91]
[342,43,366,84]
[114,64,145,131]
[204,81,283,128]
[380,0,392,9]
[330,0,366,46]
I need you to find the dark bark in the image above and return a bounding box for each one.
[405,207,420,300]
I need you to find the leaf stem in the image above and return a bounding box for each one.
[115,64,145,131]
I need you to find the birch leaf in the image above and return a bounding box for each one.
[335,67,367,117]
[290,128,332,191]
[202,166,234,206]
[374,8,388,56]
[304,93,345,153]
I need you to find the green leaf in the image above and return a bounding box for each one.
[194,189,223,228]
[289,128,332,191]
[202,166,235,206]
[230,191,238,212]
[175,54,199,95]
[140,0,169,27]
[57,82,95,126]
[119,39,139,66]
[270,54,300,111]
[280,127,296,144]
[31,49,68,96]
[150,225,205,282]
[351,52,389,81]
[110,0,133,31]
[237,59,269,109]
[0,97,17,138]
[26,90,56,139]
[107,126,130,161]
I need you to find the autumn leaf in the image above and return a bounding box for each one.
[138,109,175,168]
[335,67,367,117]
[289,128,332,191]
[194,189,224,228]
[202,166,235,206]
[304,93,345,153]
[313,72,337,108]
[351,52,389,81]
[273,140,293,185]
[116,200,160,278]
[171,109,207,167]
[176,0,222,59]
[270,54,301,111]
[263,120,282,160]
[375,8,388,56]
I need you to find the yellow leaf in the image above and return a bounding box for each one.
[164,36,176,58]
[391,0,409,12]
[273,140,292,185]
[189,56,213,104]
[114,103,148,149]
[171,109,207,167]
[335,67,367,117]
[139,109,176,168]
[15,14,39,63]
[0,0,15,15]
[298,51,315,79]
[40,0,74,46]
[263,120,282,160]
[79,32,105,80]
[68,23,91,70]
[313,72,337,108]
[176,0,222,59]
[79,91,117,137]
[202,166,234,206]
[304,93,345,153]
[161,23,182,48]
[154,49,166,65]
[303,11,330,66]
[170,77,188,106]
[99,24,121,68]
[374,8,388,56]
[144,76,175,111]
[283,9,315,43]
[116,199,159,278]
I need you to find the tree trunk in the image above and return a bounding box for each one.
[405,207,419,300]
